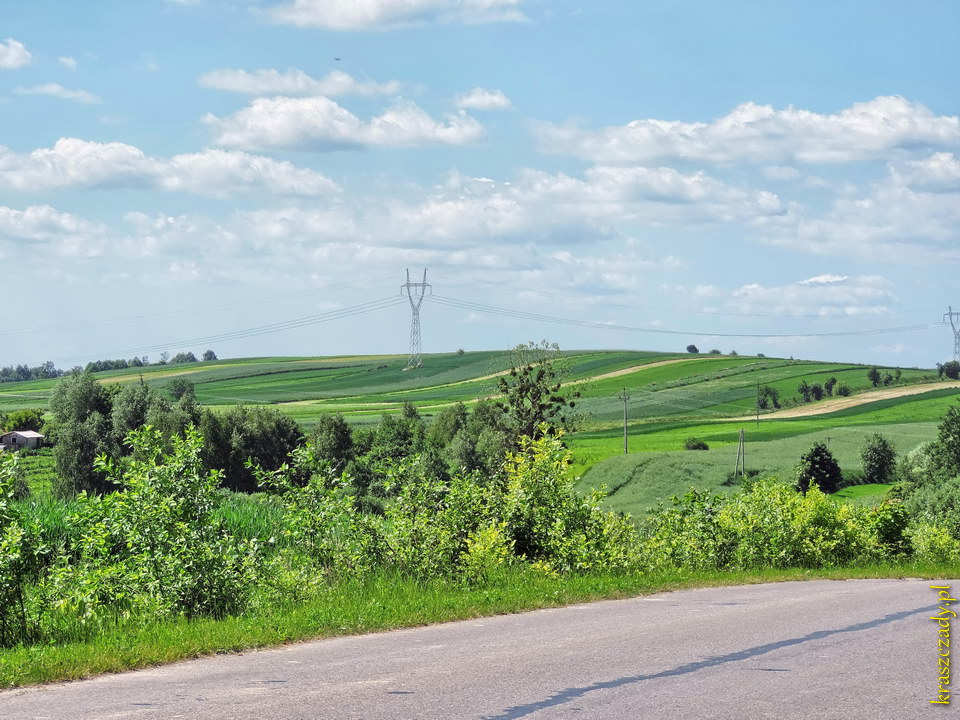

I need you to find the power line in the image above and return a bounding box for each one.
[49,296,406,365]
[426,294,944,340]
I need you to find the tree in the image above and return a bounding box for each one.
[310,413,354,471]
[927,402,960,478]
[942,361,960,380]
[200,405,305,493]
[49,372,118,495]
[867,367,882,387]
[166,377,195,401]
[860,433,897,484]
[685,344,699,354]
[809,383,824,401]
[836,383,852,397]
[708,348,721,355]
[797,380,812,403]
[757,385,780,409]
[824,377,837,397]
[795,441,842,494]
[170,352,198,365]
[2,408,44,433]
[495,341,581,444]
[202,349,218,362]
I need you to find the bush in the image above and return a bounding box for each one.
[795,441,842,494]
[860,433,897,484]
[683,437,709,451]
[836,383,852,397]
[685,345,699,354]
[941,361,960,380]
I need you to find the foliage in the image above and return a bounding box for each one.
[310,413,354,471]
[685,345,699,354]
[859,433,897,484]
[47,427,260,630]
[170,352,198,365]
[824,377,837,396]
[867,367,882,387]
[795,441,842,494]
[199,405,305,493]
[202,350,217,362]
[683,437,709,450]
[941,361,960,380]
[0,453,41,646]
[757,385,780,409]
[2,409,44,433]
[836,383,852,396]
[926,403,960,478]
[49,372,117,496]
[165,378,195,401]
[495,341,582,444]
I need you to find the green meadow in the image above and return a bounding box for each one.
[2,350,957,511]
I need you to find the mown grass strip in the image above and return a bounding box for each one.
[1,563,955,689]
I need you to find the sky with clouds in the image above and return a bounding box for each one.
[1,0,958,368]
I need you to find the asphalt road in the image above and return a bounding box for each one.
[1,579,954,719]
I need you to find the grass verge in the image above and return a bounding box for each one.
[2,562,956,689]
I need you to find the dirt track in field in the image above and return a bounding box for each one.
[721,380,960,422]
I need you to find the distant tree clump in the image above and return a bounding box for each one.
[202,349,218,362]
[860,433,897,484]
[809,383,825,401]
[757,385,781,410]
[166,377,195,401]
[835,383,853,397]
[797,380,812,403]
[824,377,837,397]
[867,367,882,387]
[0,361,63,384]
[170,352,198,365]
[685,344,699,354]
[941,361,960,380]
[2,408,44,433]
[795,441,842,494]
[708,348,721,355]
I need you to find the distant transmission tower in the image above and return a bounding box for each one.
[401,268,431,369]
[946,305,960,362]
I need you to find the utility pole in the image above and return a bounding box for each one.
[946,306,960,362]
[756,381,760,428]
[401,268,431,369]
[618,387,630,454]
[734,428,745,477]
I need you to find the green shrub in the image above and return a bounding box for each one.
[683,437,709,451]
[860,433,897,484]
[795,442,842,494]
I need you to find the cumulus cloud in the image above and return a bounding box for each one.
[0,38,31,69]
[538,96,960,165]
[0,138,340,196]
[0,204,107,258]
[58,56,77,70]
[204,96,485,150]
[199,68,400,96]
[14,83,101,104]
[454,88,512,111]
[731,275,896,317]
[264,0,527,30]
[892,152,960,192]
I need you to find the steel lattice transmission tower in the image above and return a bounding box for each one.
[401,268,431,369]
[946,305,960,362]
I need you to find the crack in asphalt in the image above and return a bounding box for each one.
[484,604,929,719]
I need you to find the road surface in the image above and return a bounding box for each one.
[1,578,953,719]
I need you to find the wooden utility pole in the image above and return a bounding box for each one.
[734,428,746,477]
[756,381,760,428]
[618,387,630,454]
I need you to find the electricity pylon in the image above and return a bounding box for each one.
[946,306,960,362]
[401,268,430,369]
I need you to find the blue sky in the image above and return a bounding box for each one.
[1,0,959,368]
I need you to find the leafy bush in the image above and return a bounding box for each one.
[836,383,852,397]
[0,453,42,646]
[795,442,842,494]
[860,433,897,484]
[683,437,709,451]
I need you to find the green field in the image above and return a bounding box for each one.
[2,349,957,510]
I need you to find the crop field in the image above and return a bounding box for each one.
[2,349,957,510]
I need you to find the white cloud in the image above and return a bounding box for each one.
[0,138,340,196]
[538,96,960,165]
[58,56,77,70]
[14,83,101,104]
[205,96,485,150]
[454,88,512,111]
[0,38,31,70]
[265,0,527,30]
[199,68,400,96]
[0,204,106,257]
[731,275,895,317]
[893,152,960,192]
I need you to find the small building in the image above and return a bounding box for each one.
[0,430,44,451]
